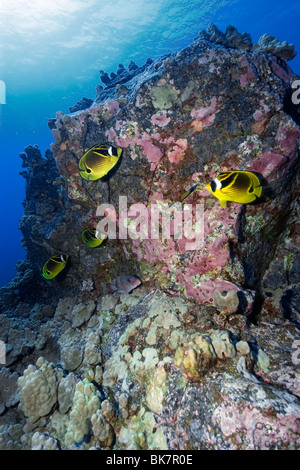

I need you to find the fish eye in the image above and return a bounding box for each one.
[86,168,92,173]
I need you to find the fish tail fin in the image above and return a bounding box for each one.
[259,181,278,201]
[106,283,116,294]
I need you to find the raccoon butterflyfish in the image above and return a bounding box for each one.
[79,144,122,181]
[180,183,201,202]
[81,228,107,247]
[42,254,69,279]
[205,170,263,208]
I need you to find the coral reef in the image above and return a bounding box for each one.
[69,97,93,114]
[253,33,297,61]
[0,24,300,450]
[197,24,296,61]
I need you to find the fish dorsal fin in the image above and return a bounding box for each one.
[93,150,109,158]
[218,172,238,189]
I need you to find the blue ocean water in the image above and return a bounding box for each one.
[0,0,299,287]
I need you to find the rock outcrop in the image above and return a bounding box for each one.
[0,24,299,450]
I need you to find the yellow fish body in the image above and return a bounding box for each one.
[81,228,107,247]
[205,171,262,208]
[42,254,69,279]
[79,144,122,181]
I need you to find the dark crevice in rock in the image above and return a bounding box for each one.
[283,87,300,126]
[281,289,300,328]
[247,291,266,325]
[237,157,300,292]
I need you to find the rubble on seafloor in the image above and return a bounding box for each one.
[0,24,300,450]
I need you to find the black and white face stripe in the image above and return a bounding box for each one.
[93,145,118,158]
[210,178,222,192]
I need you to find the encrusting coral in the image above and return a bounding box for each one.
[31,432,59,450]
[64,379,101,445]
[91,409,115,448]
[18,358,63,425]
[213,289,239,313]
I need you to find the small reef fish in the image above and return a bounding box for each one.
[107,275,141,294]
[180,183,200,201]
[81,228,107,247]
[205,170,262,208]
[42,254,69,279]
[79,143,122,181]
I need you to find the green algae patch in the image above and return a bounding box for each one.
[151,84,178,110]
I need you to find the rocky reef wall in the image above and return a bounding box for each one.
[0,24,299,450]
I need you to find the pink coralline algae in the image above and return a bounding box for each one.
[105,100,120,117]
[190,97,218,127]
[138,132,164,168]
[250,150,292,179]
[106,123,163,170]
[239,55,256,88]
[106,121,140,148]
[192,172,202,181]
[176,266,242,304]
[104,207,118,223]
[253,100,271,121]
[122,191,244,301]
[105,127,118,143]
[151,111,171,127]
[177,247,240,302]
[276,122,300,157]
[134,236,178,268]
[215,403,300,450]
[125,198,180,269]
[165,138,188,164]
[271,59,292,83]
[250,120,300,178]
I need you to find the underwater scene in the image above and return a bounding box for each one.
[0,0,300,452]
